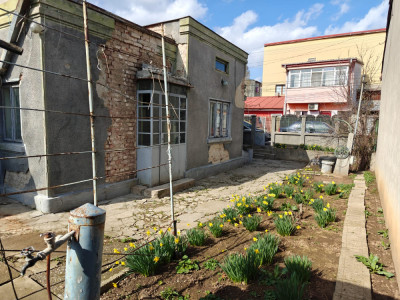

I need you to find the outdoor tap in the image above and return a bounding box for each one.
[20,231,75,276]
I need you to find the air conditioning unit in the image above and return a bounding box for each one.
[308,103,319,110]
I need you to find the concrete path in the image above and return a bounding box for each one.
[333,174,371,300]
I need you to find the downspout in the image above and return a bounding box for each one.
[283,65,288,115]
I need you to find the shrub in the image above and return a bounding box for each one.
[274,214,296,236]
[274,273,308,300]
[222,207,238,223]
[267,183,283,198]
[310,198,324,212]
[338,183,354,199]
[259,196,274,211]
[176,255,200,274]
[175,234,188,254]
[304,189,314,201]
[203,258,219,271]
[242,214,262,232]
[235,196,254,215]
[220,252,259,284]
[313,181,324,193]
[325,182,338,195]
[125,244,158,277]
[208,219,224,238]
[186,228,207,246]
[154,234,176,264]
[315,206,336,228]
[293,193,305,204]
[284,255,312,283]
[247,233,280,266]
[283,184,295,197]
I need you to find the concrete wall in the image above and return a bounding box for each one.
[262,29,386,96]
[375,0,400,290]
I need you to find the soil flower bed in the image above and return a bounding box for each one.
[102,168,355,300]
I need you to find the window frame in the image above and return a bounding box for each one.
[215,57,229,74]
[137,90,187,147]
[208,99,231,142]
[1,83,22,143]
[288,66,349,88]
[275,84,286,95]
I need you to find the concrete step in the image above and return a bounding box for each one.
[144,178,195,198]
[253,152,276,160]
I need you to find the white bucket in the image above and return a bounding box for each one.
[321,160,335,173]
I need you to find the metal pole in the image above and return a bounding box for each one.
[354,74,366,139]
[82,0,98,206]
[283,69,289,115]
[64,203,106,300]
[161,26,177,235]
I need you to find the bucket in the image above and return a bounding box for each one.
[321,160,335,173]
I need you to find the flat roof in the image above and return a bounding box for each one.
[264,28,386,47]
[282,58,362,68]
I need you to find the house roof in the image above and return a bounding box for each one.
[264,28,386,47]
[282,58,362,69]
[245,96,284,110]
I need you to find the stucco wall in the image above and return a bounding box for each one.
[375,0,400,290]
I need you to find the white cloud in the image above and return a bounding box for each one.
[325,0,388,34]
[215,4,324,70]
[91,0,208,26]
[331,0,350,21]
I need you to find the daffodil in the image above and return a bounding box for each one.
[257,207,261,213]
[154,256,160,263]
[327,203,330,208]
[129,243,135,248]
[124,247,128,252]
[296,225,301,230]
[175,238,179,244]
[115,261,119,265]
[159,229,164,235]
[109,268,113,272]
[248,214,252,218]
[234,223,239,227]
[112,282,117,288]
[113,248,120,254]
[323,208,328,212]
[219,224,223,228]
[209,222,213,227]
[160,243,163,247]
[288,211,292,216]
[279,215,283,219]
[265,229,268,233]
[177,230,181,236]
[121,261,125,266]
[253,237,258,242]
[146,230,151,236]
[254,249,259,254]
[198,222,203,227]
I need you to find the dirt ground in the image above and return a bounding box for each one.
[101,170,353,300]
[364,174,399,299]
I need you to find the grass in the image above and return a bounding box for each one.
[364,171,376,186]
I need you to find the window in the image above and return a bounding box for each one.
[2,85,21,142]
[215,58,229,73]
[275,85,286,95]
[137,92,186,146]
[209,100,230,138]
[288,66,349,88]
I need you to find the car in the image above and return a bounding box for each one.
[279,121,335,134]
[243,121,271,145]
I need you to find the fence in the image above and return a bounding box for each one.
[271,114,349,149]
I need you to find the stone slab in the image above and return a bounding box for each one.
[144,178,195,198]
[0,261,19,284]
[0,275,55,300]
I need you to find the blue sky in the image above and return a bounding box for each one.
[91,0,388,80]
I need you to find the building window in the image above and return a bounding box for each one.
[288,66,348,88]
[137,91,186,146]
[275,85,285,95]
[215,58,229,73]
[209,100,230,138]
[2,85,21,142]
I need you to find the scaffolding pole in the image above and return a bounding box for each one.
[82,0,98,206]
[161,26,177,235]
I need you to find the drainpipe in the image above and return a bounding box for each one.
[82,0,98,206]
[283,66,289,115]
[354,74,367,142]
[161,25,177,235]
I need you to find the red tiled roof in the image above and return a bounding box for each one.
[245,96,284,110]
[264,28,386,47]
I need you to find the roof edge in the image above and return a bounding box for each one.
[264,28,386,47]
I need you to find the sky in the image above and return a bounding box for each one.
[91,0,389,81]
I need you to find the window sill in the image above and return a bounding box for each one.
[207,137,232,144]
[0,142,25,153]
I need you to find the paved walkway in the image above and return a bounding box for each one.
[333,174,371,300]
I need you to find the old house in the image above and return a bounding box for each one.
[0,0,247,213]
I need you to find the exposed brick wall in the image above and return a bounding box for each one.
[98,21,170,183]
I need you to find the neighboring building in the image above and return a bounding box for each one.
[244,79,262,97]
[244,96,284,132]
[0,0,247,213]
[376,0,400,290]
[262,29,386,115]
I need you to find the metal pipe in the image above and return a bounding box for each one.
[161,26,176,235]
[82,0,98,206]
[0,39,23,55]
[46,254,52,300]
[20,231,75,276]
[283,69,289,115]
